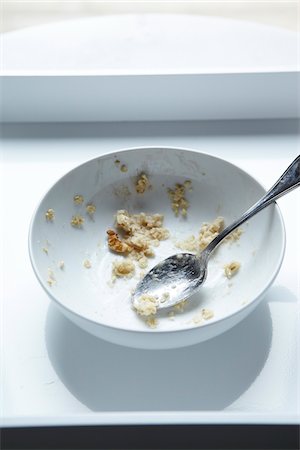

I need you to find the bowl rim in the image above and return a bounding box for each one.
[28,145,286,335]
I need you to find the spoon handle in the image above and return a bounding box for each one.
[203,155,300,257]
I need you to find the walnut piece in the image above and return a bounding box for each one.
[107,229,131,253]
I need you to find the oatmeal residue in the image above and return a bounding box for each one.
[146,316,158,329]
[45,209,55,222]
[225,228,243,243]
[83,259,92,269]
[47,269,56,286]
[73,194,84,205]
[224,261,241,279]
[176,217,242,252]
[167,181,191,217]
[135,173,150,194]
[71,215,84,228]
[86,203,96,217]
[107,210,169,268]
[161,292,170,303]
[112,260,135,279]
[192,308,214,324]
[198,216,224,250]
[201,308,214,320]
[134,294,158,316]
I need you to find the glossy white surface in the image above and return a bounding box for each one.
[1,120,299,425]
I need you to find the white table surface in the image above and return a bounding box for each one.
[1,119,299,427]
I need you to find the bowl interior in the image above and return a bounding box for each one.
[29,148,284,333]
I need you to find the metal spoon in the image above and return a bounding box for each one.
[132,155,300,311]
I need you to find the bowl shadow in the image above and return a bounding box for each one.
[45,298,273,412]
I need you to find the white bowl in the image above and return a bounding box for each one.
[29,147,285,349]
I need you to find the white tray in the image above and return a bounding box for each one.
[1,119,299,428]
[1,15,299,122]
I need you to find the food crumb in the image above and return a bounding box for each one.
[58,260,65,270]
[86,203,96,217]
[83,259,92,269]
[71,215,84,228]
[176,217,242,252]
[107,210,169,268]
[73,194,84,205]
[184,180,192,190]
[135,173,150,194]
[161,292,170,303]
[202,308,214,320]
[120,164,128,173]
[112,260,135,278]
[134,294,158,316]
[146,316,158,329]
[42,247,49,255]
[137,256,148,269]
[224,261,241,279]
[192,313,203,325]
[45,209,55,221]
[199,216,224,250]
[173,299,187,312]
[176,235,198,252]
[47,269,56,286]
[225,228,243,243]
[114,159,121,166]
[167,182,190,217]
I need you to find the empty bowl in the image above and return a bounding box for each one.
[29,147,285,349]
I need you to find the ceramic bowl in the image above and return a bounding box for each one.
[29,147,285,349]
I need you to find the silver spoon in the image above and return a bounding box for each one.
[132,156,300,311]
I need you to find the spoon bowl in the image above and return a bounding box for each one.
[132,253,207,310]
